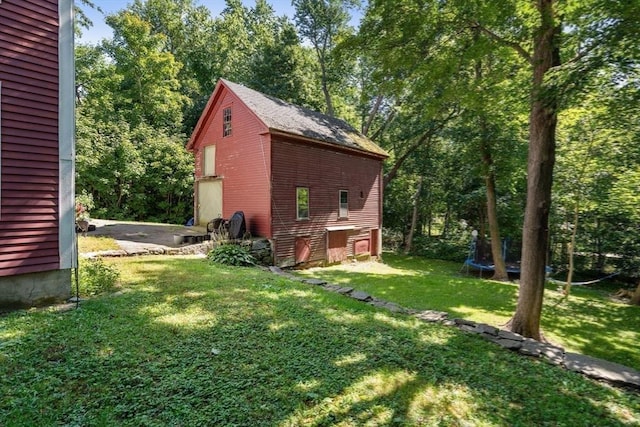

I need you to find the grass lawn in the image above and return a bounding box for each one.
[297,253,640,369]
[78,235,120,253]
[1,256,639,426]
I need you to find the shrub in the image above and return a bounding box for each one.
[208,244,256,267]
[411,235,470,262]
[78,258,120,296]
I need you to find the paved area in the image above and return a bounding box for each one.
[86,219,208,251]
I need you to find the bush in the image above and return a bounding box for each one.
[78,258,120,296]
[208,244,256,267]
[411,235,470,262]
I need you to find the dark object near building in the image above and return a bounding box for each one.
[463,236,551,274]
[207,217,227,233]
[228,211,246,239]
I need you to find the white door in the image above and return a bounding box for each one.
[197,180,223,226]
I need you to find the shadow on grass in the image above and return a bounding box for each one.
[300,253,640,369]
[0,257,638,426]
[542,288,640,368]
[302,254,519,323]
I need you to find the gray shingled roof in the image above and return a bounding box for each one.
[221,79,388,158]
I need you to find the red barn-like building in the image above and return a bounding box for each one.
[0,0,75,307]
[187,79,388,266]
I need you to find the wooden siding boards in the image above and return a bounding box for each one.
[0,0,61,277]
[188,79,386,266]
[191,87,272,237]
[271,139,382,265]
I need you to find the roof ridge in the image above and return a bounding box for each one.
[220,79,389,158]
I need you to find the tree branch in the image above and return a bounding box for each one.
[383,108,459,189]
[362,94,383,136]
[471,22,533,64]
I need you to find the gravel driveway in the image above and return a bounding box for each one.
[86,219,208,250]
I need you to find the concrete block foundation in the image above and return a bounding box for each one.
[0,269,72,309]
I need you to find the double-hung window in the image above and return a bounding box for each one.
[223,107,232,137]
[297,187,309,220]
[339,190,348,218]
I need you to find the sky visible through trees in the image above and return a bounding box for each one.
[75,0,640,336]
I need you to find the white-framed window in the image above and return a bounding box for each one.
[223,107,232,137]
[203,145,216,176]
[339,190,348,218]
[296,187,309,220]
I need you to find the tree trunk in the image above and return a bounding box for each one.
[484,163,508,281]
[509,0,560,341]
[362,94,383,136]
[405,176,423,254]
[441,208,450,238]
[473,29,508,282]
[319,60,334,117]
[479,125,507,280]
[631,282,640,306]
[563,200,580,297]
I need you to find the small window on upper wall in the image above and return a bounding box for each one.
[339,190,348,218]
[223,107,232,137]
[297,187,309,220]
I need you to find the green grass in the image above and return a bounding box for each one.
[1,256,638,426]
[78,235,120,253]
[297,253,640,369]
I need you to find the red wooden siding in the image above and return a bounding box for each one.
[0,0,60,276]
[191,87,272,237]
[271,139,383,265]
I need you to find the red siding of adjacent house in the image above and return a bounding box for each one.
[192,87,272,237]
[271,138,383,266]
[0,0,60,276]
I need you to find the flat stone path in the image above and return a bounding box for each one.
[269,266,640,391]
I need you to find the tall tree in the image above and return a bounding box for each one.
[293,0,359,116]
[471,0,639,338]
[360,0,638,337]
[104,11,188,130]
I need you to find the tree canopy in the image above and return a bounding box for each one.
[75,0,640,319]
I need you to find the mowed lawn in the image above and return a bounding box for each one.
[297,253,640,370]
[1,256,639,426]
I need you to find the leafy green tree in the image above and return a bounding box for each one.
[359,0,638,337]
[129,125,194,223]
[293,0,360,116]
[76,115,144,217]
[128,0,220,130]
[554,66,640,301]
[104,11,188,131]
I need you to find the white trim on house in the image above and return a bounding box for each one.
[325,225,357,231]
[58,0,76,270]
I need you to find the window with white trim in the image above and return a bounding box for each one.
[339,190,348,218]
[223,107,232,137]
[296,187,309,220]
